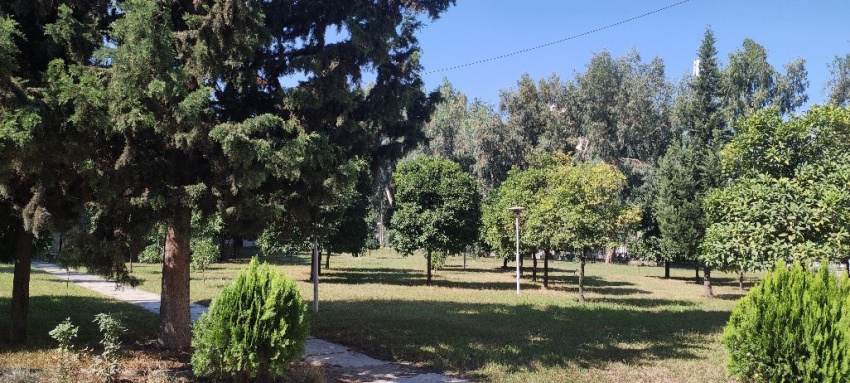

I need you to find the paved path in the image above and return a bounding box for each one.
[31,261,468,383]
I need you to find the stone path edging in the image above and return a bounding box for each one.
[31,261,469,383]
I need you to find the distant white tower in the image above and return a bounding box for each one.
[693,59,701,77]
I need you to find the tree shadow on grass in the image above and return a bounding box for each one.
[587,297,698,309]
[315,267,424,286]
[311,299,730,380]
[648,275,759,290]
[321,267,577,291]
[0,295,159,351]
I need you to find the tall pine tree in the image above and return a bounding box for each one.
[655,28,727,297]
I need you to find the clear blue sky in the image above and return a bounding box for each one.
[416,0,850,109]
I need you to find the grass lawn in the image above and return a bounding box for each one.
[124,249,751,383]
[0,265,182,375]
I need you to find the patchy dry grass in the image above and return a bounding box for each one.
[3,250,754,382]
[130,250,751,382]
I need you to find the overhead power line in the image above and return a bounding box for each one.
[424,0,692,74]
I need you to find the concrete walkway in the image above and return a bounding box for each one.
[31,261,468,383]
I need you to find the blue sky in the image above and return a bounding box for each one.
[416,0,850,109]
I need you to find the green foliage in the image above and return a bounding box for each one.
[191,258,309,381]
[529,160,635,253]
[190,237,219,279]
[389,157,482,256]
[722,38,808,121]
[826,52,850,107]
[722,263,850,382]
[704,106,850,271]
[482,153,558,258]
[655,28,727,269]
[138,238,164,264]
[92,313,125,383]
[49,318,79,383]
[256,222,307,257]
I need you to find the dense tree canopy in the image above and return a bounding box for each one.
[389,157,481,285]
[703,106,850,275]
[1,0,455,348]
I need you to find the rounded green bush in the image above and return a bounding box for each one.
[191,257,309,381]
[722,262,850,382]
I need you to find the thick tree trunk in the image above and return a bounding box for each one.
[579,248,587,303]
[426,250,432,286]
[158,208,192,350]
[694,261,700,284]
[543,250,549,289]
[704,266,714,298]
[604,247,615,264]
[738,269,744,292]
[10,227,33,345]
[664,260,670,279]
[502,257,508,269]
[532,254,537,282]
[325,250,331,270]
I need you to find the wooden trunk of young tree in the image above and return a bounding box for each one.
[426,250,432,286]
[703,266,714,298]
[543,250,549,288]
[664,260,670,279]
[317,248,322,277]
[532,255,537,282]
[10,227,33,345]
[158,208,192,349]
[738,269,744,292]
[325,250,331,270]
[502,257,508,269]
[312,237,319,314]
[519,254,523,275]
[579,248,587,303]
[694,261,700,283]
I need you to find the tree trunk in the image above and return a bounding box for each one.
[218,234,229,261]
[604,247,615,264]
[10,227,33,345]
[311,237,318,313]
[579,248,587,303]
[159,208,192,349]
[519,254,523,275]
[694,261,700,283]
[704,266,714,298]
[543,250,549,289]
[738,269,744,292]
[846,259,849,278]
[664,260,670,279]
[426,250,432,286]
[317,248,322,277]
[309,250,315,282]
[502,257,508,269]
[532,254,537,282]
[325,250,331,270]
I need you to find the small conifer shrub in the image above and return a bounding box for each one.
[191,257,309,381]
[722,262,850,382]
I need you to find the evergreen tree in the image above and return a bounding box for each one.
[655,28,727,297]
[0,1,109,345]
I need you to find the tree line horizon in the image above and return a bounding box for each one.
[2,0,849,358]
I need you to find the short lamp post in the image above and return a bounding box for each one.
[508,206,524,295]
